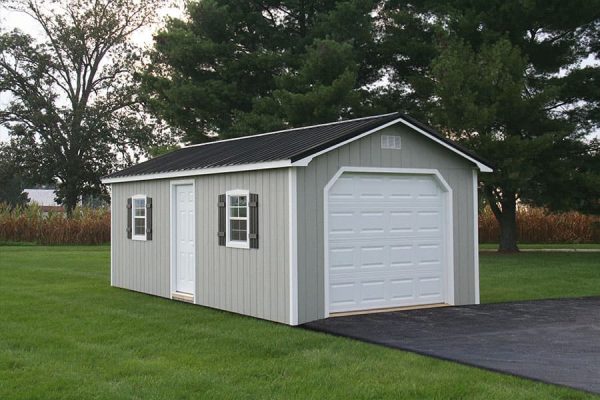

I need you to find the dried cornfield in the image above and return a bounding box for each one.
[1,203,598,245]
[479,206,600,244]
[0,203,110,245]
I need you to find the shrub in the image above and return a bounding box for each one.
[0,203,110,245]
[479,206,600,244]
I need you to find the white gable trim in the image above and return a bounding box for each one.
[292,117,493,173]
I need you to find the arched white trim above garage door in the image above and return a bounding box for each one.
[323,167,455,317]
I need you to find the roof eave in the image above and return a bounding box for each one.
[101,159,293,184]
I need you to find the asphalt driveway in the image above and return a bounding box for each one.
[304,297,600,394]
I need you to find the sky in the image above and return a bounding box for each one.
[0,3,598,142]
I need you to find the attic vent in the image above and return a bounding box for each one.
[381,135,401,150]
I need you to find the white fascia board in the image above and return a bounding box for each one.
[102,160,292,184]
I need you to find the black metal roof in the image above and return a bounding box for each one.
[105,112,491,179]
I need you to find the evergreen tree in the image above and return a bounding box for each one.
[383,0,600,251]
[139,0,382,142]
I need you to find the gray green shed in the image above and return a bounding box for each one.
[102,113,492,325]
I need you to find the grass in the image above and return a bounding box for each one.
[480,243,600,250]
[480,252,600,303]
[0,247,598,399]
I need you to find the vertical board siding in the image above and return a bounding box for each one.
[112,180,171,298]
[296,125,477,324]
[111,169,289,325]
[195,169,290,324]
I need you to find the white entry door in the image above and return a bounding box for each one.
[174,184,195,295]
[327,172,450,314]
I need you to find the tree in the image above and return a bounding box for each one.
[0,0,167,214]
[139,0,382,143]
[384,0,600,252]
[0,142,29,207]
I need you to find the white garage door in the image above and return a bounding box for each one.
[327,172,450,314]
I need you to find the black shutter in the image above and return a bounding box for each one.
[249,193,258,249]
[146,197,153,240]
[126,197,132,239]
[218,194,226,246]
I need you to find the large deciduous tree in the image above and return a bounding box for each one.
[0,0,167,214]
[383,0,600,252]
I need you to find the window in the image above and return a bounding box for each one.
[132,194,147,240]
[226,189,249,248]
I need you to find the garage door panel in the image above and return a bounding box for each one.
[390,278,416,300]
[330,274,444,313]
[361,280,386,303]
[415,243,443,266]
[330,282,358,308]
[418,277,443,299]
[328,172,449,313]
[329,246,355,272]
[360,245,386,269]
[330,242,444,275]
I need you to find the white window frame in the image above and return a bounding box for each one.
[225,189,250,249]
[132,194,147,241]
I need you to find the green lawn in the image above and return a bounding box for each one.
[480,252,600,303]
[0,247,599,400]
[480,243,600,250]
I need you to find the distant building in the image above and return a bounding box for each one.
[23,188,64,213]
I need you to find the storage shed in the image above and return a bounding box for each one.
[102,112,492,325]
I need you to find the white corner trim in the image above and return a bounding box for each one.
[292,118,405,167]
[110,187,114,286]
[472,169,481,304]
[131,194,148,241]
[288,167,298,325]
[170,179,196,302]
[225,189,250,249]
[396,119,493,173]
[322,167,456,318]
[102,160,292,184]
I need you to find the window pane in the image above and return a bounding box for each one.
[230,207,238,218]
[238,207,247,218]
[238,196,247,207]
[230,196,238,206]
[134,198,145,217]
[134,217,145,235]
[229,219,247,242]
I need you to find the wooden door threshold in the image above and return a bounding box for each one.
[330,303,448,317]
[172,292,194,303]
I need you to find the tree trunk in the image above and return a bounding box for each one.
[63,182,79,217]
[498,195,519,253]
[485,188,519,253]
